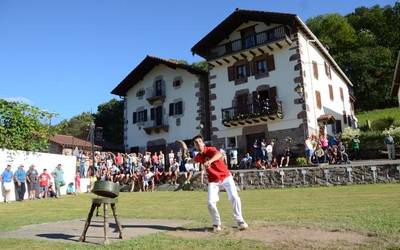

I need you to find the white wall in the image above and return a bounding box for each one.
[298,31,353,134]
[0,149,77,201]
[125,65,201,149]
[210,22,303,140]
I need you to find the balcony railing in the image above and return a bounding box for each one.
[209,25,291,60]
[146,84,166,104]
[143,116,169,134]
[221,99,283,127]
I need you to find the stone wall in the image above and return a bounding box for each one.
[185,163,400,190]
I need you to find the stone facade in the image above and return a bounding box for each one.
[183,164,400,190]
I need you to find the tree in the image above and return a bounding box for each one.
[306,3,400,111]
[55,112,94,140]
[94,99,124,146]
[0,99,56,151]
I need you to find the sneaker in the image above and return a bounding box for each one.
[213,224,222,233]
[238,222,248,230]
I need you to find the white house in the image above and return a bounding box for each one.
[111,55,209,153]
[191,9,356,155]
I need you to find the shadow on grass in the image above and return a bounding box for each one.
[111,223,208,232]
[36,233,77,242]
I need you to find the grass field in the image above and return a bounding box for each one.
[356,107,400,127]
[0,184,399,249]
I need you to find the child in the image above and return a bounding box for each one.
[75,171,81,194]
[66,182,76,195]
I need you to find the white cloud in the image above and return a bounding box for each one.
[2,96,34,105]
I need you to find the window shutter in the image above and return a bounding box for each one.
[269,86,277,99]
[144,110,148,121]
[250,60,256,75]
[245,62,250,76]
[324,62,329,76]
[150,108,155,120]
[340,87,344,101]
[252,91,259,113]
[228,66,235,81]
[315,91,321,109]
[267,54,275,71]
[176,101,183,115]
[328,84,334,101]
[132,112,137,124]
[313,61,319,79]
[169,103,174,116]
[343,111,347,124]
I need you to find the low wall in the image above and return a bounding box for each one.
[0,148,77,201]
[186,161,400,190]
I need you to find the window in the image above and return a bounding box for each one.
[324,62,332,79]
[255,60,267,74]
[343,111,347,124]
[137,110,147,123]
[136,89,145,98]
[315,90,322,109]
[169,101,183,116]
[173,78,182,88]
[236,64,246,79]
[333,120,342,134]
[312,61,319,79]
[328,84,334,101]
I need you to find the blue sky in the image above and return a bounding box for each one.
[0,0,395,124]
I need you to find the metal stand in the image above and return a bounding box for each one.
[79,198,123,244]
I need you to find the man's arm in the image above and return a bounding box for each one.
[204,151,224,168]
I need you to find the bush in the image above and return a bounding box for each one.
[296,157,307,166]
[392,119,400,127]
[341,127,360,144]
[370,118,394,131]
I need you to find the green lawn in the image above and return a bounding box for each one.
[356,107,400,127]
[0,184,399,249]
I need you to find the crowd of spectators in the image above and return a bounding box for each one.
[77,148,200,193]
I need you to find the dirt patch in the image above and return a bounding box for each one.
[168,225,375,249]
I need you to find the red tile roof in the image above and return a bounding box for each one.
[49,135,102,150]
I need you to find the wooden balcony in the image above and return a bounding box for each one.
[221,99,283,127]
[146,85,166,104]
[208,25,292,61]
[143,117,169,135]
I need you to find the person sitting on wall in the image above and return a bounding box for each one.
[338,141,351,164]
[313,144,326,164]
[280,146,291,167]
[255,157,265,169]
[240,153,253,169]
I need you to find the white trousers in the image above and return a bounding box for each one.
[207,175,244,226]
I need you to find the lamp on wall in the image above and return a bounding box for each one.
[295,84,304,95]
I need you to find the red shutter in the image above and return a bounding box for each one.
[228,66,235,81]
[132,112,137,124]
[328,84,334,101]
[313,61,318,79]
[249,60,255,75]
[315,91,321,109]
[269,86,277,99]
[245,62,250,76]
[340,87,344,101]
[150,108,155,120]
[267,54,275,71]
[169,103,174,116]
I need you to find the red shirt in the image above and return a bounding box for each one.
[39,173,51,187]
[194,146,230,182]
